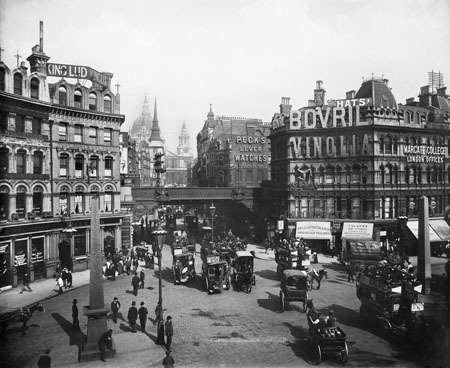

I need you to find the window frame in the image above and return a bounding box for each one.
[59,123,68,141]
[59,154,69,177]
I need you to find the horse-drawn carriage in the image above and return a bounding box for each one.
[279,269,309,312]
[231,250,256,293]
[200,246,231,294]
[275,239,310,275]
[172,243,196,285]
[309,325,348,364]
[0,302,45,338]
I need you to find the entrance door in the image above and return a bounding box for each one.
[0,243,10,287]
[58,240,72,270]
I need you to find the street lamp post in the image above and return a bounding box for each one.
[209,203,216,242]
[398,215,409,261]
[152,223,167,345]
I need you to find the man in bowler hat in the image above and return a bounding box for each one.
[127,301,138,333]
[138,301,148,332]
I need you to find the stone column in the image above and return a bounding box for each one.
[417,196,432,295]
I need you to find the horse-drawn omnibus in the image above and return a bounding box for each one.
[231,250,256,293]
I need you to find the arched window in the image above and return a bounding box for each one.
[325,166,334,184]
[59,186,69,215]
[17,149,27,174]
[392,138,398,155]
[362,165,368,184]
[352,164,361,184]
[33,186,43,216]
[0,147,8,176]
[385,136,392,154]
[16,185,27,218]
[58,85,67,105]
[33,151,43,174]
[89,92,97,111]
[13,73,23,95]
[104,95,112,113]
[385,164,392,184]
[74,89,82,108]
[30,78,39,99]
[104,157,113,177]
[0,186,10,220]
[59,154,69,177]
[74,185,84,214]
[89,156,98,177]
[75,155,84,178]
[379,136,385,154]
[104,185,114,212]
[0,67,5,91]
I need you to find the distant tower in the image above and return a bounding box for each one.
[177,121,192,156]
[313,80,326,106]
[149,98,163,144]
[130,95,153,145]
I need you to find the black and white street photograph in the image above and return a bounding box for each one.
[0,0,449,367]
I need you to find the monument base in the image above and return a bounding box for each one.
[80,308,114,362]
[78,340,116,363]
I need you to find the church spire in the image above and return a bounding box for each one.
[149,97,162,142]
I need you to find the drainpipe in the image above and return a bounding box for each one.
[49,120,54,213]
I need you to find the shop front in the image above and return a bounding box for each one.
[294,220,332,252]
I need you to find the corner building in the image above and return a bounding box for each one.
[0,23,125,288]
[270,77,450,250]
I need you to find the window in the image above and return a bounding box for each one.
[0,186,10,220]
[58,85,67,105]
[13,73,23,95]
[59,189,69,216]
[385,137,392,154]
[32,118,41,135]
[105,157,113,177]
[33,186,43,216]
[74,125,83,143]
[104,128,112,145]
[89,156,98,177]
[59,123,68,141]
[89,92,97,111]
[30,78,39,99]
[325,167,334,184]
[75,155,84,178]
[17,149,26,174]
[89,127,98,144]
[74,230,86,256]
[59,154,68,177]
[0,148,8,176]
[104,192,112,212]
[16,186,27,218]
[104,95,112,113]
[74,186,84,214]
[33,151,43,174]
[74,89,82,109]
[0,68,5,91]
[16,115,25,133]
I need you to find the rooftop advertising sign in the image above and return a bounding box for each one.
[47,63,111,89]
[342,222,374,240]
[403,145,446,164]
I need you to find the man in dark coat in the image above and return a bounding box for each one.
[162,350,175,367]
[138,301,148,332]
[139,269,145,289]
[165,316,174,351]
[20,272,32,293]
[66,270,73,288]
[110,297,121,323]
[127,301,138,332]
[37,349,51,368]
[72,298,80,331]
[131,273,140,296]
[98,329,112,362]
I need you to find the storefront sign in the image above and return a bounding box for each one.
[403,145,446,164]
[232,135,269,163]
[342,222,374,240]
[0,243,9,253]
[47,63,111,89]
[295,221,331,240]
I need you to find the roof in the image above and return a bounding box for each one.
[355,77,397,109]
[235,250,254,258]
[283,269,308,277]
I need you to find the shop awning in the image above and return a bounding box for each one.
[341,222,374,240]
[295,221,331,240]
[429,219,450,241]
[407,221,441,242]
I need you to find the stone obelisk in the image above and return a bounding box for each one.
[417,196,432,295]
[81,193,114,361]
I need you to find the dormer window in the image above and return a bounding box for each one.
[89,92,97,111]
[58,85,67,105]
[74,89,82,108]
[30,78,39,99]
[104,95,112,113]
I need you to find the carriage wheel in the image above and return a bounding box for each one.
[247,284,252,293]
[280,290,285,312]
[252,275,256,285]
[206,278,211,294]
[339,342,348,364]
[225,275,231,290]
[315,343,322,364]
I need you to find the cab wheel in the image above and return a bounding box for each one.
[252,275,256,285]
[225,275,231,290]
[339,342,348,364]
[247,284,252,293]
[315,343,322,364]
[280,290,285,312]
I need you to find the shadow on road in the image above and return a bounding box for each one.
[51,312,86,348]
[322,303,362,329]
[283,322,315,365]
[257,292,281,313]
[254,269,279,282]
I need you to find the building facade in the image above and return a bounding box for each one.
[194,105,271,188]
[270,77,450,249]
[0,23,125,288]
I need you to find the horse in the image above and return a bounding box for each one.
[307,268,328,290]
[0,301,45,339]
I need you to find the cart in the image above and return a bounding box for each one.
[232,250,256,293]
[200,245,231,294]
[172,246,196,285]
[310,326,348,364]
[279,269,309,312]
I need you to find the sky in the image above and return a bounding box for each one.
[1,0,449,154]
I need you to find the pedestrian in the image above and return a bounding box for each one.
[110,263,116,281]
[138,301,148,332]
[325,310,336,327]
[98,329,113,362]
[37,349,51,368]
[127,301,138,333]
[72,298,80,331]
[346,262,354,283]
[110,297,121,323]
[131,272,140,296]
[56,275,64,294]
[125,257,131,275]
[154,301,162,325]
[62,268,68,288]
[165,316,173,351]
[133,258,139,273]
[162,350,175,368]
[139,269,145,289]
[66,270,73,288]
[55,263,61,278]
[20,272,32,294]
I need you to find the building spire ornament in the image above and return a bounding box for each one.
[149,97,163,142]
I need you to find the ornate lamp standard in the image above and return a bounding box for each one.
[209,203,216,242]
[398,214,409,260]
[152,223,167,345]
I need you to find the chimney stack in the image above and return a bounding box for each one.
[39,21,44,52]
[346,90,356,99]
[280,97,292,115]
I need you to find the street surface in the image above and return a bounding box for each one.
[0,243,443,368]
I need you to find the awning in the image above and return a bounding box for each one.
[295,221,331,240]
[342,222,374,240]
[429,219,450,241]
[407,221,441,242]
